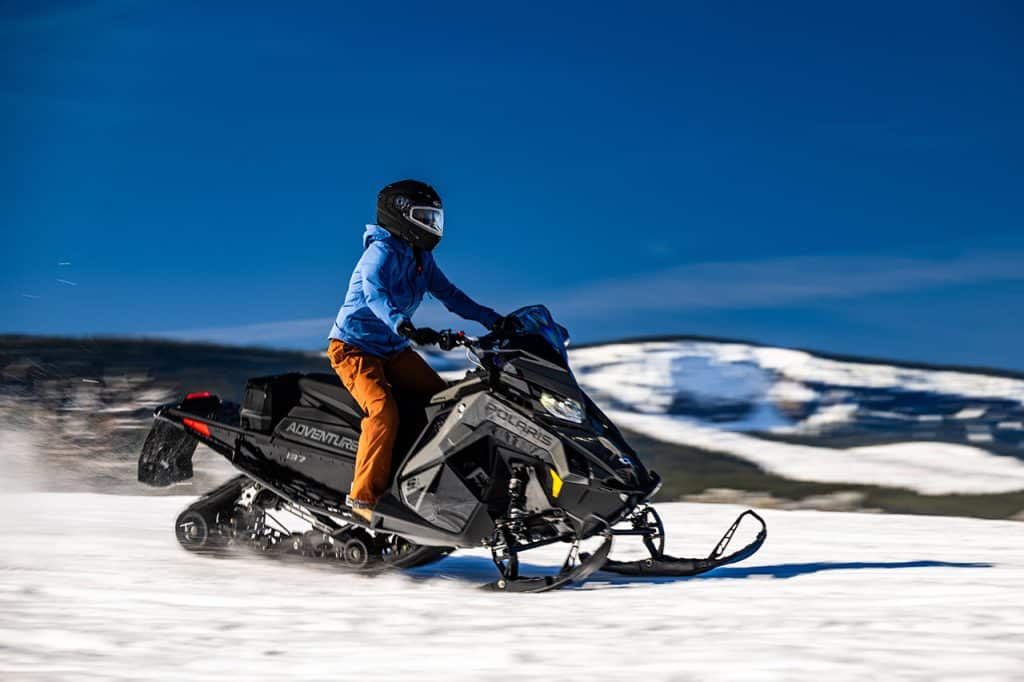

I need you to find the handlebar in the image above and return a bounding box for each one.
[434,329,504,352]
[436,329,471,351]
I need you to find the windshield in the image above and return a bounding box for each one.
[506,305,570,365]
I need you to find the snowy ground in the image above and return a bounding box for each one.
[2,494,1022,681]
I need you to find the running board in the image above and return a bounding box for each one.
[601,510,767,577]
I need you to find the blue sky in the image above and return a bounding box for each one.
[3,2,1023,368]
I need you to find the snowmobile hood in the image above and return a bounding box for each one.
[363,224,394,249]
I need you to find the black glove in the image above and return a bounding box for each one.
[397,319,416,339]
[490,315,520,336]
[412,327,440,346]
[398,320,440,346]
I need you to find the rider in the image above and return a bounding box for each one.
[327,179,505,522]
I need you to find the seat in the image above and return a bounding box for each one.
[297,373,432,468]
[298,373,364,427]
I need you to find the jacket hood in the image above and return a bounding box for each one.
[363,224,395,249]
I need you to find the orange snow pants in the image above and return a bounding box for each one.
[327,340,447,506]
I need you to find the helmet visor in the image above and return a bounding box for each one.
[408,206,444,236]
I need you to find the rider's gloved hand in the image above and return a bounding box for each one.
[490,316,520,336]
[412,327,441,346]
[398,320,440,346]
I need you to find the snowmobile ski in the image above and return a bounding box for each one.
[601,509,767,577]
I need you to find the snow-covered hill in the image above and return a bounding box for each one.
[1,492,1021,681]
[567,340,1024,495]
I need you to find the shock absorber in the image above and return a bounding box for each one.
[507,465,527,519]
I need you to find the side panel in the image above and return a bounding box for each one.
[269,408,358,492]
[396,393,580,539]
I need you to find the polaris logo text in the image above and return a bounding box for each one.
[284,421,358,452]
[484,402,555,448]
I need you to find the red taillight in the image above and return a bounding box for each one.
[183,418,210,437]
[186,392,212,400]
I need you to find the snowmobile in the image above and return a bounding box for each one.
[138,305,766,592]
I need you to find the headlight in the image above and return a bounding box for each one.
[540,391,584,423]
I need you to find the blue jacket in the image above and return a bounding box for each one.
[329,225,500,357]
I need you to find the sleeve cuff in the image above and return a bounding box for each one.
[393,316,410,334]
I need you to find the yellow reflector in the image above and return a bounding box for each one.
[550,468,563,498]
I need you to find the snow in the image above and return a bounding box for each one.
[0,430,42,494]
[572,342,790,431]
[954,407,988,419]
[1,493,1022,681]
[793,402,858,431]
[767,379,819,404]
[748,345,1024,403]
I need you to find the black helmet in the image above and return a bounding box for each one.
[376,179,444,251]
